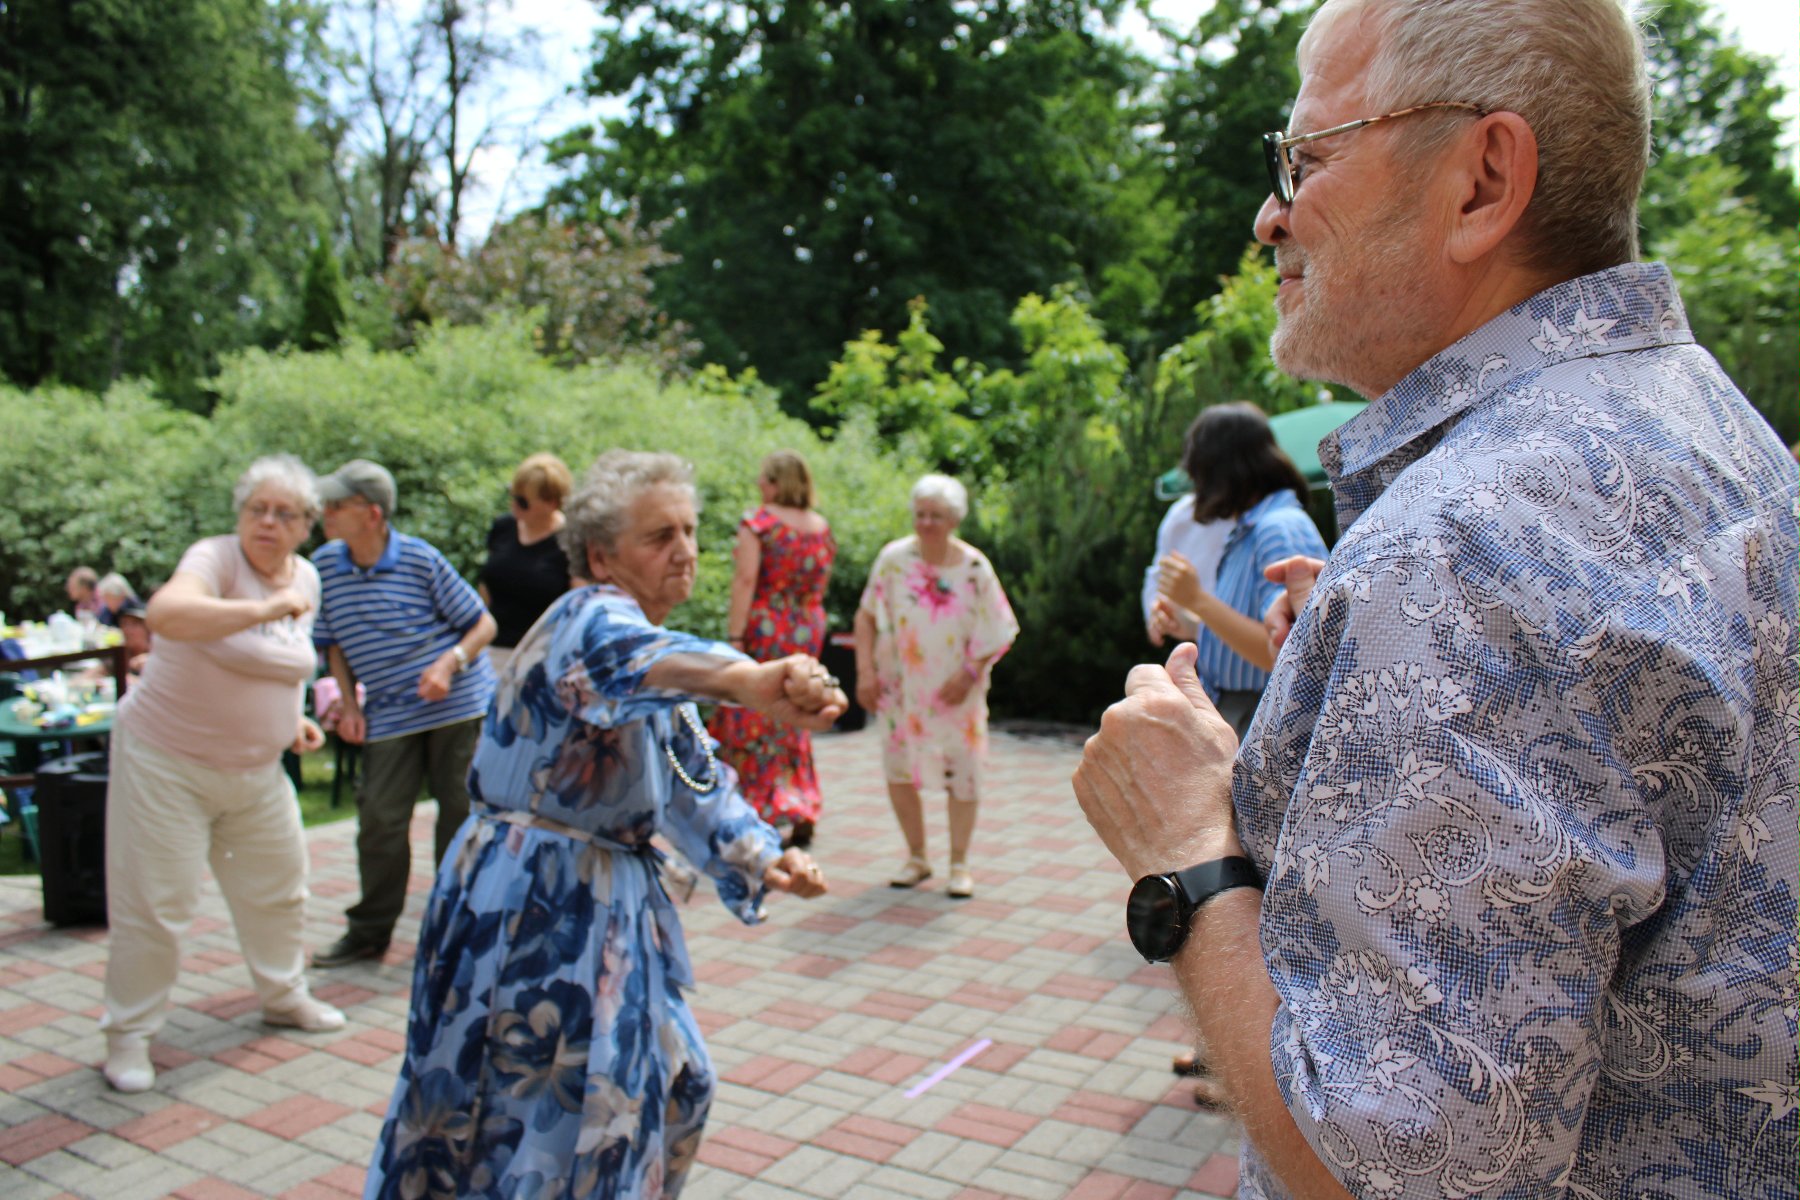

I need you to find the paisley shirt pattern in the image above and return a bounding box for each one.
[1234,264,1799,1200]
[365,586,782,1200]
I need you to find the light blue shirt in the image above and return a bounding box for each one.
[312,532,496,742]
[1235,263,1799,1199]
[1193,488,1327,699]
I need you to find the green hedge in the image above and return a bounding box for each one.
[0,315,921,641]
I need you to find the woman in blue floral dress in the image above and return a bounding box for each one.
[365,451,840,1200]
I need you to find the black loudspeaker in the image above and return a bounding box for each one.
[35,751,109,927]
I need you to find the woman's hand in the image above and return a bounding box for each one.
[855,672,881,714]
[292,716,325,755]
[741,655,847,731]
[260,587,313,624]
[1150,595,1199,643]
[762,847,828,897]
[1156,552,1205,612]
[936,666,977,707]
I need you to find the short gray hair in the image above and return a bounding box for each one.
[561,450,699,562]
[910,473,968,522]
[1305,0,1650,276]
[232,454,321,518]
[96,573,134,601]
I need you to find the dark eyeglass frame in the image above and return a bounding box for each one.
[509,491,531,509]
[1263,101,1488,204]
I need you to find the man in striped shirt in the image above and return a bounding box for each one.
[308,459,497,969]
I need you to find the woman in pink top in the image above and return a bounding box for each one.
[100,455,345,1095]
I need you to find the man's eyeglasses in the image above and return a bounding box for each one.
[1263,101,1487,204]
[243,503,308,525]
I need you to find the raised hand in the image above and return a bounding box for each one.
[1262,555,1325,653]
[1156,552,1205,612]
[1073,642,1243,880]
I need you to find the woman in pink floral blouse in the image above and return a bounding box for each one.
[853,474,1018,898]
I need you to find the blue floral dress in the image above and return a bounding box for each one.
[365,585,781,1200]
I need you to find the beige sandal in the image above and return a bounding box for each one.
[889,855,933,888]
[946,861,974,899]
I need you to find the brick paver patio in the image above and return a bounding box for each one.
[0,729,1240,1199]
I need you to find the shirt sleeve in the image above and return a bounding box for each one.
[658,706,782,924]
[309,547,336,647]
[1244,549,1668,1198]
[1144,500,1185,626]
[1246,501,1329,622]
[964,552,1020,665]
[427,544,489,633]
[554,592,748,729]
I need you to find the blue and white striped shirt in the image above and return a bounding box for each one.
[1194,488,1328,699]
[312,532,496,742]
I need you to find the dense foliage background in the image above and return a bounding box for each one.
[1,0,1793,721]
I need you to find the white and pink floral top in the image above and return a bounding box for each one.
[858,536,1018,795]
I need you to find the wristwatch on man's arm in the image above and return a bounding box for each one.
[1126,857,1264,963]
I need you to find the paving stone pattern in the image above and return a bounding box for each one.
[0,730,1241,1199]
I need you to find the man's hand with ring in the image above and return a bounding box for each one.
[1073,642,1244,880]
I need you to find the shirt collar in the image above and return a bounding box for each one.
[1319,262,1694,486]
[329,530,405,575]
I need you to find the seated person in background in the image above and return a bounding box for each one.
[95,573,139,628]
[66,566,101,618]
[115,599,152,675]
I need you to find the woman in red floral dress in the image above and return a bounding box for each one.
[709,451,837,846]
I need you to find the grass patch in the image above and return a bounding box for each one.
[0,747,353,877]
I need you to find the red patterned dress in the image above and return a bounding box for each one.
[708,506,837,825]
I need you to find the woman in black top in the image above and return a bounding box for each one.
[478,453,574,672]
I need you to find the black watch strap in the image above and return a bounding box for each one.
[1126,856,1264,964]
[1169,856,1264,910]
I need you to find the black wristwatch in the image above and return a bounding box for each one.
[1126,857,1264,963]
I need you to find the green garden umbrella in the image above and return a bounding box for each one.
[1154,400,1368,499]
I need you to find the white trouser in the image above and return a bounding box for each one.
[101,728,312,1041]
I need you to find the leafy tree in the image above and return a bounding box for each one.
[551,0,1163,408]
[0,0,329,405]
[1651,161,1798,444]
[298,233,349,350]
[381,207,699,370]
[1152,0,1310,341]
[1640,0,1798,241]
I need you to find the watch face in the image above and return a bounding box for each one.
[1126,874,1185,963]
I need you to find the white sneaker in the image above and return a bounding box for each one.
[263,995,347,1033]
[103,1038,154,1094]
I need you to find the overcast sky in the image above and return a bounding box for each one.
[453,0,1800,243]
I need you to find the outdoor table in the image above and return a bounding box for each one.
[0,696,117,744]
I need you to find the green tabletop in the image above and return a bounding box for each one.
[0,698,115,742]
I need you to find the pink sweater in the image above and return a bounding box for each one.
[119,536,320,772]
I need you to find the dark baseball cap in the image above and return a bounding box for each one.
[318,459,397,514]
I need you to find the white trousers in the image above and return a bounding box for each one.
[101,728,313,1041]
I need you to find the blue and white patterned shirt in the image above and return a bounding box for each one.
[1234,263,1798,1200]
[312,532,497,742]
[1195,489,1328,699]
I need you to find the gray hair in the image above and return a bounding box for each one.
[1305,0,1650,276]
[910,473,968,523]
[96,573,134,601]
[560,450,699,562]
[232,454,322,518]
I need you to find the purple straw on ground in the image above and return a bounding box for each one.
[905,1038,994,1098]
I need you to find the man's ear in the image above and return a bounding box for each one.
[1445,111,1538,265]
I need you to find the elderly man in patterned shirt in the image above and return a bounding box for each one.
[1075,2,1799,1198]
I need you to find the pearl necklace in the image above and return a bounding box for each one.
[663,704,720,794]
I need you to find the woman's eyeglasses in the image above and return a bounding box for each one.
[510,492,531,509]
[243,503,308,525]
